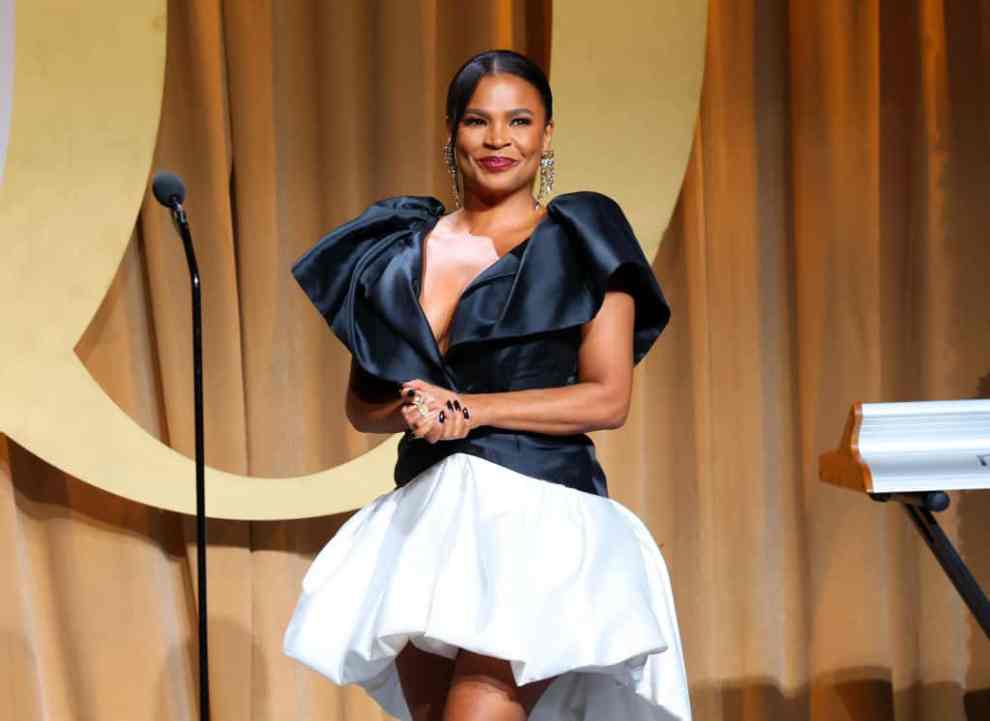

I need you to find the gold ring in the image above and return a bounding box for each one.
[413,396,430,418]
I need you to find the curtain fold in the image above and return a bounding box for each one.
[642,1,990,719]
[3,1,989,720]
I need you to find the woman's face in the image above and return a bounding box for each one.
[450,73,554,204]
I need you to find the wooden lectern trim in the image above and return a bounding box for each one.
[819,402,874,493]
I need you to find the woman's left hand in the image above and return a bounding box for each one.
[400,379,473,444]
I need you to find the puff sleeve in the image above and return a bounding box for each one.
[543,191,671,365]
[291,196,442,329]
[290,195,448,387]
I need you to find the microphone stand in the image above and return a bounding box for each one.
[167,200,211,721]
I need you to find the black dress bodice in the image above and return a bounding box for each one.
[291,191,670,497]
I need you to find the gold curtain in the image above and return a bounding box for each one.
[3,2,551,720]
[645,1,990,719]
[3,1,989,720]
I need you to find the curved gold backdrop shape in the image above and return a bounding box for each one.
[0,0,707,520]
[0,0,12,184]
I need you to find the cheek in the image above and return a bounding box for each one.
[455,132,482,162]
[524,134,546,159]
[521,129,545,154]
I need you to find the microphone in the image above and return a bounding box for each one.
[149,168,210,721]
[152,170,186,209]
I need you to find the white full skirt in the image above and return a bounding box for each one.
[283,452,692,721]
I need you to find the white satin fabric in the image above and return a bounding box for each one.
[283,452,692,721]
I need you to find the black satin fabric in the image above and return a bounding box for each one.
[291,191,670,497]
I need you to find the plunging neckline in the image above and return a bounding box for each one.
[414,206,551,362]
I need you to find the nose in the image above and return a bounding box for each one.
[484,121,510,149]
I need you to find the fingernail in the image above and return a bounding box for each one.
[453,400,461,410]
[446,400,454,410]
[405,389,415,398]
[438,410,445,423]
[462,408,470,419]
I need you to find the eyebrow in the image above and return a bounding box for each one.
[462,108,535,117]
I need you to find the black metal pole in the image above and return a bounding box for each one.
[873,491,990,638]
[903,502,990,639]
[173,204,210,721]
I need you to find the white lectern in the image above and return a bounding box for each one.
[820,399,990,638]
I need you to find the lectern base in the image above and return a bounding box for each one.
[873,492,990,639]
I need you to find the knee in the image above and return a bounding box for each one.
[442,651,552,721]
[444,675,525,721]
[396,642,455,721]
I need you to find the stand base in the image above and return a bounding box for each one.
[873,491,990,639]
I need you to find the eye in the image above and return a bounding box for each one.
[462,117,484,126]
[511,118,532,126]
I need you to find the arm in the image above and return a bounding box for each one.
[345,358,409,433]
[462,287,636,435]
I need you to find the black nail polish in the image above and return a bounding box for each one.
[438,410,445,423]
[462,407,470,419]
[453,400,461,410]
[405,389,415,398]
[446,400,454,410]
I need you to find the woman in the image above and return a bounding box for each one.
[284,50,691,721]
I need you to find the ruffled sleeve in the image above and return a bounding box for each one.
[290,195,448,387]
[444,191,670,369]
[291,196,443,328]
[545,191,671,365]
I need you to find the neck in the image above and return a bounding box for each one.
[456,186,541,236]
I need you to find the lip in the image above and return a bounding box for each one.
[478,156,518,172]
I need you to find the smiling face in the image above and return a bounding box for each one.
[449,73,554,205]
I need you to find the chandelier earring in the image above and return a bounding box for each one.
[442,139,462,209]
[537,149,555,203]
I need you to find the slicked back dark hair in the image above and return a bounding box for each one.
[445,49,553,136]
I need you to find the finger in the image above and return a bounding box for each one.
[426,416,444,443]
[411,391,437,411]
[444,403,466,440]
[437,400,456,437]
[401,381,426,401]
[420,410,440,438]
[402,409,421,433]
[405,392,431,416]
[452,404,468,438]
[437,396,454,434]
[403,406,430,435]
[413,418,431,439]
[435,407,451,439]
[444,399,462,428]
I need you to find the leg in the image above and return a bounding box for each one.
[443,650,557,721]
[396,641,456,721]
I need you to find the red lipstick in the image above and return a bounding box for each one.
[478,156,517,172]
